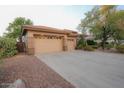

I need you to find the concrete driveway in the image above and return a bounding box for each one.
[36,50,124,88]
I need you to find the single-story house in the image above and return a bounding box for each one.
[21,25,78,55]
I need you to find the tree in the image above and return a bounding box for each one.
[109,10,124,44]
[4,17,33,39]
[97,5,117,49]
[78,6,100,33]
[78,5,124,49]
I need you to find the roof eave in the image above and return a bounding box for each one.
[21,25,78,36]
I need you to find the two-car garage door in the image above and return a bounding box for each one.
[34,37,63,54]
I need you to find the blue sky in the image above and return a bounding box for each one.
[0,5,123,36]
[117,5,124,10]
[61,5,94,18]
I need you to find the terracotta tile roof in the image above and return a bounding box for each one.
[21,25,78,36]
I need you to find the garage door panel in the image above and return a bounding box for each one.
[34,37,63,54]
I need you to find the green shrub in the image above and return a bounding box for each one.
[116,44,124,53]
[83,45,94,51]
[98,42,114,49]
[105,42,109,44]
[90,45,98,49]
[0,37,17,58]
[76,38,86,49]
[105,43,114,49]
[87,40,97,45]
[86,40,98,49]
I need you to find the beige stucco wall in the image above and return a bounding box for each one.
[25,30,77,54]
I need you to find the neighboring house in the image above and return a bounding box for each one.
[21,25,78,54]
[77,33,94,41]
[83,34,94,40]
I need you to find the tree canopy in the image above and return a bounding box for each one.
[78,5,124,49]
[4,17,33,39]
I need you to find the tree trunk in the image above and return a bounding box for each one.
[101,39,106,50]
[101,26,108,50]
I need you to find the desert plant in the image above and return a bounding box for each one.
[116,44,124,53]
[0,37,18,58]
[83,45,95,51]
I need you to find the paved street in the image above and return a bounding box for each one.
[36,50,124,88]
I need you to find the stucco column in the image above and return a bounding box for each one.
[63,35,68,51]
[74,38,77,48]
[27,36,35,55]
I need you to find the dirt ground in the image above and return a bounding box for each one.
[0,54,74,88]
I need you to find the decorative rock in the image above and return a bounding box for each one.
[9,79,26,88]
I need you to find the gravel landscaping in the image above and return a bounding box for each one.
[0,54,74,88]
